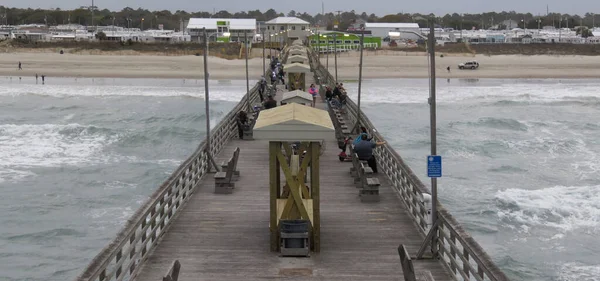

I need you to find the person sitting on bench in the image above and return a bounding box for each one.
[353,134,386,174]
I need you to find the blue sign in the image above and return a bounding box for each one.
[427,155,442,178]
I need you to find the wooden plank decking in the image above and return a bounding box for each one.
[135,92,450,280]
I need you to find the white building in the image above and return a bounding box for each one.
[365,23,421,40]
[186,18,256,42]
[265,17,310,41]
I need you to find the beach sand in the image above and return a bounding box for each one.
[1,51,600,80]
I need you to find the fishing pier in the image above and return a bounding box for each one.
[75,39,510,281]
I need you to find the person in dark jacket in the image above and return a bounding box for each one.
[236,111,249,139]
[325,86,333,101]
[263,95,277,109]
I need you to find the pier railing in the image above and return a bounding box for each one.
[75,83,262,281]
[309,50,509,281]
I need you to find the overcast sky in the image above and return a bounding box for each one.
[2,0,594,16]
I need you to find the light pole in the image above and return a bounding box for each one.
[203,27,220,173]
[325,35,329,81]
[244,30,250,114]
[333,33,338,82]
[354,29,365,133]
[427,20,438,256]
[262,30,266,74]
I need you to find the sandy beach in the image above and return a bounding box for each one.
[1,51,600,80]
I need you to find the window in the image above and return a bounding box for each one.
[336,40,342,44]
[310,40,316,44]
[319,40,325,44]
[301,26,306,30]
[292,26,296,30]
[280,26,284,31]
[344,40,351,44]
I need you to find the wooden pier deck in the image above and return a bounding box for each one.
[136,92,450,280]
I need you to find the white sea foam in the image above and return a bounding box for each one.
[495,185,600,233]
[345,80,600,104]
[0,123,119,168]
[0,83,248,102]
[558,262,600,281]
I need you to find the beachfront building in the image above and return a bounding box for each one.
[186,18,256,43]
[308,31,381,52]
[364,22,422,41]
[265,17,310,42]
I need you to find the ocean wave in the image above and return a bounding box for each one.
[0,169,37,183]
[501,137,588,158]
[488,165,528,173]
[0,84,248,102]
[0,123,119,168]
[6,228,86,242]
[557,262,600,281]
[495,185,600,233]
[449,117,529,131]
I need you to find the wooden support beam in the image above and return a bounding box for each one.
[276,152,312,223]
[269,142,280,251]
[310,142,321,252]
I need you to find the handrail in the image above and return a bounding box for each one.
[75,79,265,281]
[308,49,509,281]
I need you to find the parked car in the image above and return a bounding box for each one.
[458,61,479,70]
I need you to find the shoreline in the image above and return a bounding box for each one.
[1,52,600,80]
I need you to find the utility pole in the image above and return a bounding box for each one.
[203,28,219,172]
[427,19,438,256]
[245,30,251,113]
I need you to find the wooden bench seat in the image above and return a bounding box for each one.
[214,147,240,194]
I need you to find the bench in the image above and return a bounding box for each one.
[162,260,181,281]
[214,147,241,194]
[358,161,380,203]
[350,149,380,203]
[398,244,435,281]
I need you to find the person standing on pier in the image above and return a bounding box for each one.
[35,74,39,84]
[353,134,386,173]
[259,75,267,102]
[18,61,22,70]
[308,84,318,107]
[278,67,285,86]
[41,75,45,85]
[236,111,249,139]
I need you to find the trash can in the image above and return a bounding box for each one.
[280,220,309,250]
[280,220,308,233]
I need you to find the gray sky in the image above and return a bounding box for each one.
[2,0,594,16]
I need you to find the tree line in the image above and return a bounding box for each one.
[0,5,598,31]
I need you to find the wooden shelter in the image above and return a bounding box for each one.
[290,49,307,56]
[281,90,313,106]
[284,63,311,91]
[253,103,335,253]
[288,54,308,64]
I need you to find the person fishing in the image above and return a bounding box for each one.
[353,126,373,146]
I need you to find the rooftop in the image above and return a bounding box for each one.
[365,22,420,29]
[266,17,310,25]
[187,18,256,30]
